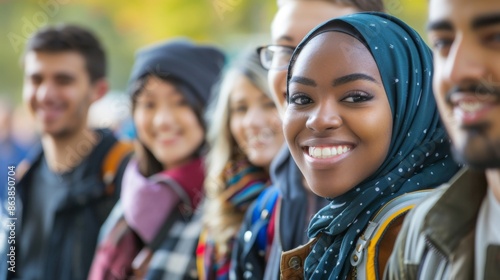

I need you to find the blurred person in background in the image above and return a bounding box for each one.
[231,1,386,279]
[197,49,283,280]
[1,24,132,280]
[87,92,134,140]
[0,97,29,202]
[89,39,224,280]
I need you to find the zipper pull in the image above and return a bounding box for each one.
[350,221,379,266]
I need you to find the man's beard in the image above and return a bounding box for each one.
[446,80,500,169]
[451,136,500,169]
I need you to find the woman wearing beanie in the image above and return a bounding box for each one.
[196,50,284,280]
[88,38,225,280]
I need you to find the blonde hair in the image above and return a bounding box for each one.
[203,49,270,254]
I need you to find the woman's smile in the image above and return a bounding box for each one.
[305,145,352,159]
[284,31,393,198]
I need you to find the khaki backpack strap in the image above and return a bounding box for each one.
[351,190,433,280]
[102,141,133,196]
[365,205,412,279]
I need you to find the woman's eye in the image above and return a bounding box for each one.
[137,100,155,109]
[289,94,312,105]
[231,105,247,113]
[342,92,373,103]
[264,100,277,109]
[175,98,189,107]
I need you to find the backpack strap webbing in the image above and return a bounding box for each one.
[102,141,133,196]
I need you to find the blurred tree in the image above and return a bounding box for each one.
[0,0,427,102]
[386,0,428,34]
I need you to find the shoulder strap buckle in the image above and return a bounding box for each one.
[351,221,379,266]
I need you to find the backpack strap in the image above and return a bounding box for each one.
[101,141,133,196]
[131,175,193,277]
[350,190,433,280]
[131,203,184,278]
[244,187,280,257]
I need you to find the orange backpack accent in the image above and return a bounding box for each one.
[101,141,134,196]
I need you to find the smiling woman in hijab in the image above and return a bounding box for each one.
[281,13,461,279]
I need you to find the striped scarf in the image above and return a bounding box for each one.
[198,159,269,280]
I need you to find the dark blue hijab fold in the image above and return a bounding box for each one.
[286,13,461,280]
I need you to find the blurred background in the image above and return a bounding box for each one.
[0,0,428,145]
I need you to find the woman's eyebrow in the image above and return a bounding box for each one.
[332,73,378,87]
[290,76,317,87]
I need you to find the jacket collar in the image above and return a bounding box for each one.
[424,168,487,256]
[16,142,43,179]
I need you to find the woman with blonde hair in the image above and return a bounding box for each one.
[197,50,284,280]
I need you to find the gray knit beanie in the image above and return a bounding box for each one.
[128,38,225,107]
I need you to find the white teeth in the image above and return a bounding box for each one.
[314,148,322,157]
[459,101,483,113]
[322,148,331,158]
[307,146,351,159]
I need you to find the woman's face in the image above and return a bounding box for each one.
[269,1,359,115]
[134,76,204,170]
[284,32,393,198]
[229,75,284,170]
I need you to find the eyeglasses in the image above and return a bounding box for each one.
[257,45,295,71]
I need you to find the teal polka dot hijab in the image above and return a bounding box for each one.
[285,13,461,279]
